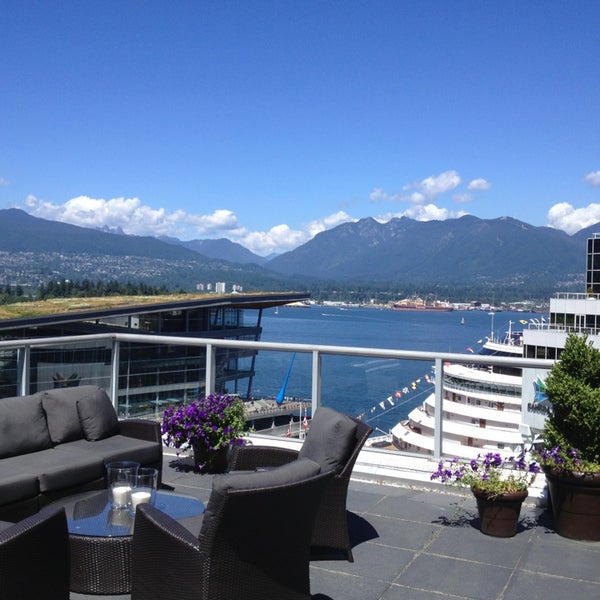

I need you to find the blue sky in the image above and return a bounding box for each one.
[1,1,599,256]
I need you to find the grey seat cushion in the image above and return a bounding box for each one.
[3,449,105,494]
[0,393,52,459]
[0,471,39,505]
[298,407,358,473]
[57,435,162,468]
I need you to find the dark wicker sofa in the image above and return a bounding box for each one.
[0,385,162,521]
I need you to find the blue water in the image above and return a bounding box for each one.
[251,306,538,435]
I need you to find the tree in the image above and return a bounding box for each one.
[543,334,600,463]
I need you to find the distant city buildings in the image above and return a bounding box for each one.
[195,282,244,293]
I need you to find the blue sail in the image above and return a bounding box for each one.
[275,353,296,405]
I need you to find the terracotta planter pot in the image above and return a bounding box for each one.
[544,467,600,541]
[472,488,528,537]
[191,443,229,474]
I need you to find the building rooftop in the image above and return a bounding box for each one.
[71,448,600,600]
[0,291,310,330]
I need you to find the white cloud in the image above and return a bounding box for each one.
[467,178,491,191]
[453,193,472,203]
[368,188,402,203]
[371,170,464,206]
[403,170,461,202]
[237,225,307,256]
[547,202,600,234]
[235,211,355,255]
[585,170,600,187]
[306,211,355,237]
[25,195,192,237]
[186,209,239,235]
[377,205,468,223]
[22,195,354,257]
[369,170,479,223]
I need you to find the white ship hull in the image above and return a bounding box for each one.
[392,330,525,459]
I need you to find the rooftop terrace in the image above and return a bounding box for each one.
[71,444,600,600]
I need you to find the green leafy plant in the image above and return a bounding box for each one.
[431,452,540,498]
[537,334,600,472]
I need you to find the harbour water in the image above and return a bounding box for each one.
[251,305,540,435]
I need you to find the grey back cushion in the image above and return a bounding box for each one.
[76,387,119,441]
[298,407,358,473]
[41,387,88,444]
[200,458,321,540]
[0,393,52,458]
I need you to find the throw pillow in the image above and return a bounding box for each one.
[41,387,87,444]
[0,394,53,458]
[76,387,119,441]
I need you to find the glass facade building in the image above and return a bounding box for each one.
[587,233,600,294]
[0,293,309,417]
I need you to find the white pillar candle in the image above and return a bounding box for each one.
[130,490,152,510]
[111,485,132,508]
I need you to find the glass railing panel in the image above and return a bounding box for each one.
[28,342,111,394]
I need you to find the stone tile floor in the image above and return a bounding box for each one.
[72,452,600,599]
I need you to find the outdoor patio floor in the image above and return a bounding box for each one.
[71,450,600,600]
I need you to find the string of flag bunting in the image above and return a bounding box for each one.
[356,317,546,424]
[357,370,435,421]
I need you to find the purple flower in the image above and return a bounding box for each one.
[430,450,540,494]
[162,394,245,452]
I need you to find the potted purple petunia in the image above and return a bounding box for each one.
[162,394,246,473]
[431,452,540,537]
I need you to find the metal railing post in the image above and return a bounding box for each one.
[110,338,120,410]
[17,346,30,396]
[433,357,444,459]
[205,343,216,395]
[311,350,322,416]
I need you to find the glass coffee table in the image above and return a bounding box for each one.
[53,489,205,595]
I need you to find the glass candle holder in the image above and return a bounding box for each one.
[129,467,158,512]
[106,461,139,509]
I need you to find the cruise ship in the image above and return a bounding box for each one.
[391,322,526,459]
[392,233,600,459]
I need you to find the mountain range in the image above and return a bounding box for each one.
[0,208,596,301]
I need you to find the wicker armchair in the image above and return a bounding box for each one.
[0,505,70,600]
[131,458,332,600]
[229,407,373,561]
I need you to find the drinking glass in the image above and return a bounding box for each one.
[106,461,139,509]
[129,467,158,512]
